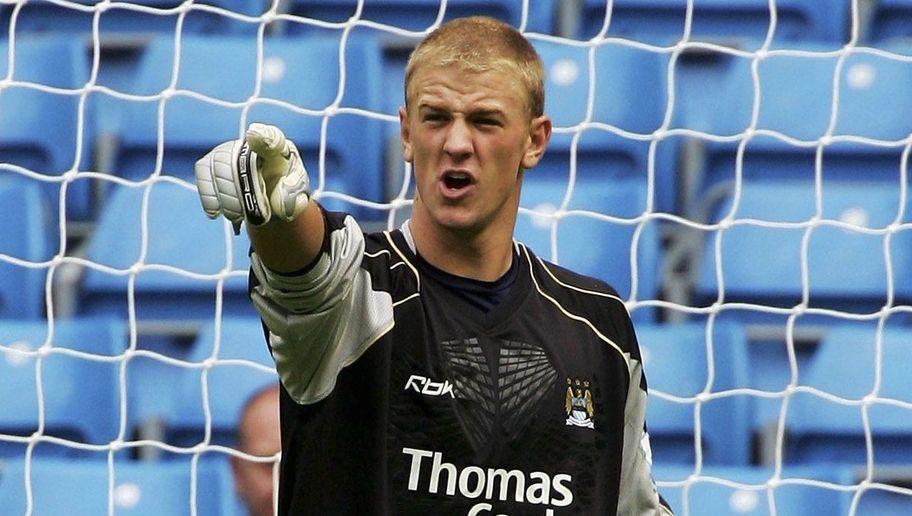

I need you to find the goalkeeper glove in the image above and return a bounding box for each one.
[194,123,311,234]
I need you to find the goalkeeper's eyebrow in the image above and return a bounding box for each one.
[418,103,507,120]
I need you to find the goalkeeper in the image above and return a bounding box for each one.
[195,16,671,516]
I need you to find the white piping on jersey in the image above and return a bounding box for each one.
[364,248,407,272]
[520,245,629,365]
[393,292,421,307]
[532,254,627,310]
[364,249,392,259]
[384,229,421,291]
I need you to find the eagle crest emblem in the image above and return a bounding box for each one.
[565,377,595,429]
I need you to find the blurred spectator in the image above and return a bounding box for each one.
[231,384,280,516]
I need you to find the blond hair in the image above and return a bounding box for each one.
[404,16,545,118]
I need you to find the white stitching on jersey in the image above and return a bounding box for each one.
[390,261,407,270]
[521,245,629,364]
[384,230,421,291]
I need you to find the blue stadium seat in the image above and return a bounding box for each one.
[158,317,277,446]
[695,181,912,312]
[515,180,661,314]
[115,34,386,214]
[786,325,912,465]
[80,181,253,320]
[0,318,125,450]
[836,466,912,515]
[532,39,678,213]
[684,44,912,193]
[0,36,95,219]
[3,0,263,34]
[0,457,226,515]
[278,0,554,34]
[579,0,849,46]
[654,463,844,515]
[0,178,56,320]
[869,0,912,42]
[695,43,912,140]
[850,488,912,515]
[636,322,751,465]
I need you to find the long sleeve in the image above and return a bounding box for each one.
[249,211,394,405]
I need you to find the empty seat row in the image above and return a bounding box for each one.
[0,317,275,453]
[0,455,908,515]
[0,455,247,515]
[3,174,912,327]
[638,321,912,467]
[6,0,912,44]
[654,463,912,515]
[5,35,912,218]
[2,317,912,470]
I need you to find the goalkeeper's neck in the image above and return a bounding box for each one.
[409,206,517,283]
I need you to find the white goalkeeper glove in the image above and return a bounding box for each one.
[194,123,311,234]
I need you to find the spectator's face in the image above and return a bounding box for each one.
[401,65,550,235]
[232,391,280,516]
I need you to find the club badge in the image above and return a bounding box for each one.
[565,377,595,429]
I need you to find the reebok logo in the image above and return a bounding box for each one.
[404,375,456,398]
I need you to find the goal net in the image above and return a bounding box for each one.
[1,0,911,514]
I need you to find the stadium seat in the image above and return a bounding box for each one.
[578,0,849,46]
[114,34,386,214]
[0,36,95,219]
[653,463,844,515]
[684,44,912,192]
[837,467,912,515]
[80,181,254,321]
[515,180,661,315]
[531,39,678,214]
[0,178,56,320]
[688,44,912,311]
[636,321,751,465]
[868,0,912,43]
[277,0,554,34]
[2,0,263,34]
[131,317,277,447]
[695,181,912,312]
[0,457,227,515]
[0,318,125,450]
[786,325,912,465]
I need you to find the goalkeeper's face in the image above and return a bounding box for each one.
[401,64,551,235]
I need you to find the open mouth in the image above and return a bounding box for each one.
[443,172,472,190]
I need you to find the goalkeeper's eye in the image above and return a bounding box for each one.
[422,111,448,123]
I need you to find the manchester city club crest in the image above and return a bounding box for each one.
[565,377,595,429]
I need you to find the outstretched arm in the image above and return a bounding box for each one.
[194,123,393,405]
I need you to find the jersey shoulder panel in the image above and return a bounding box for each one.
[322,210,419,304]
[520,243,637,356]
[362,227,420,305]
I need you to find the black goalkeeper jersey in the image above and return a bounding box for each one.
[248,210,671,516]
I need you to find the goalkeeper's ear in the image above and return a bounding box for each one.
[521,114,552,170]
[399,106,414,163]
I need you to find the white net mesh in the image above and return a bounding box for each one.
[1,0,912,514]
